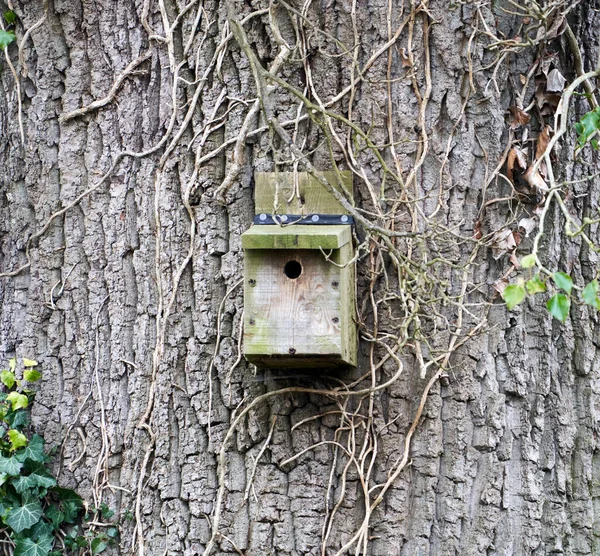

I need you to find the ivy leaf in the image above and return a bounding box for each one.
[106,527,118,539]
[5,494,43,533]
[547,293,570,322]
[91,538,108,554]
[6,392,28,411]
[16,434,45,463]
[0,454,23,475]
[14,534,53,556]
[45,504,65,530]
[582,280,600,309]
[521,254,537,268]
[552,272,573,294]
[575,107,600,148]
[8,429,28,451]
[526,275,546,295]
[23,359,38,368]
[3,11,16,25]
[1,370,15,389]
[8,409,29,429]
[12,461,57,494]
[502,284,526,310]
[9,358,16,372]
[51,487,83,523]
[0,29,15,50]
[23,368,41,383]
[31,519,54,542]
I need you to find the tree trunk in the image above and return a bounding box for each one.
[1,0,600,554]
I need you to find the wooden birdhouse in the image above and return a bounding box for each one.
[242,172,356,368]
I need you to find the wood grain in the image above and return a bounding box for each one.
[254,171,353,215]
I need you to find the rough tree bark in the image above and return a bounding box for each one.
[1,0,600,554]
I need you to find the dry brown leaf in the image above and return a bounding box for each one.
[400,48,412,68]
[506,146,528,184]
[524,165,549,191]
[518,217,537,236]
[535,125,552,161]
[509,252,520,268]
[546,68,566,92]
[491,228,517,259]
[473,220,482,240]
[493,278,509,295]
[508,106,531,129]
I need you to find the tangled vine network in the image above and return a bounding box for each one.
[1,0,599,554]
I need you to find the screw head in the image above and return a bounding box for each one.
[288,347,296,355]
[341,215,349,223]
[248,279,256,287]
[311,214,320,222]
[259,213,267,221]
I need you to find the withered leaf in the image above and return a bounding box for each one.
[506,146,528,184]
[400,48,412,68]
[491,228,517,259]
[535,125,552,160]
[508,106,531,129]
[518,217,537,237]
[524,166,549,191]
[509,252,520,268]
[546,68,566,92]
[493,277,509,295]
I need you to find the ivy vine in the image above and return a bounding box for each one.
[0,359,118,555]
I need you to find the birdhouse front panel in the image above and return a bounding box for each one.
[242,225,356,368]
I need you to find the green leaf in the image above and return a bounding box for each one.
[521,254,537,268]
[6,392,28,411]
[575,108,600,148]
[5,495,43,533]
[582,280,600,309]
[8,409,29,429]
[51,487,83,523]
[547,293,570,322]
[526,274,546,295]
[12,461,57,493]
[31,519,53,542]
[502,284,526,310]
[91,538,108,554]
[0,370,15,389]
[23,368,41,383]
[23,359,38,368]
[552,272,573,294]
[16,434,45,463]
[14,534,53,556]
[9,358,16,372]
[0,29,15,50]
[0,454,23,475]
[106,527,118,538]
[99,502,114,519]
[45,504,65,529]
[3,11,16,25]
[8,429,28,451]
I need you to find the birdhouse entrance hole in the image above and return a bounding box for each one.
[284,260,302,279]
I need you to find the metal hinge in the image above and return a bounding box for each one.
[253,214,354,225]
